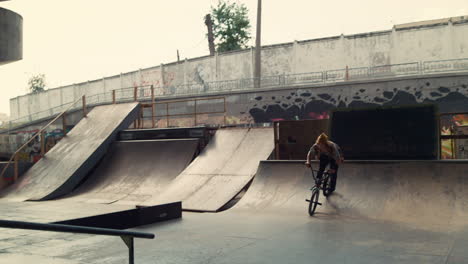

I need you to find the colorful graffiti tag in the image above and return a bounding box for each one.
[12,128,68,163]
[441,114,468,159]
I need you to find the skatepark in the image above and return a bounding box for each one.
[0,101,467,264]
[1,4,468,263]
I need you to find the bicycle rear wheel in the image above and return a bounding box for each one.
[308,188,320,216]
[323,175,332,197]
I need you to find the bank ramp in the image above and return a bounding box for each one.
[65,139,199,205]
[140,127,274,212]
[232,160,468,229]
[0,103,139,201]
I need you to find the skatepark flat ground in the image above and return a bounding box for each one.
[0,209,467,264]
[1,160,468,263]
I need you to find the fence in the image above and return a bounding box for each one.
[5,58,468,130]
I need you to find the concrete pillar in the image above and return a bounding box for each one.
[16,98,20,120]
[120,73,123,89]
[339,34,347,68]
[292,40,299,74]
[214,52,219,81]
[447,20,455,59]
[60,87,64,107]
[138,68,142,87]
[73,84,78,102]
[184,58,188,87]
[251,47,255,78]
[160,63,165,88]
[27,96,31,121]
[86,81,90,97]
[47,92,52,115]
[390,26,398,64]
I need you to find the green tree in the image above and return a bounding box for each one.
[210,0,251,52]
[28,74,46,93]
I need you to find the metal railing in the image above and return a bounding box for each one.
[0,219,154,264]
[139,96,227,128]
[5,57,468,130]
[0,96,87,181]
[423,58,468,73]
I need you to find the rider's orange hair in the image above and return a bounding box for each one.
[315,133,329,145]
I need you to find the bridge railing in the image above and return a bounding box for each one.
[4,58,468,130]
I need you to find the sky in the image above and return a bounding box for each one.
[0,0,467,116]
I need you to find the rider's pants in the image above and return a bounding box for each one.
[317,154,338,191]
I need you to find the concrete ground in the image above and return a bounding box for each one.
[0,205,466,264]
[2,159,468,263]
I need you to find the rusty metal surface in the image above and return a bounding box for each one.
[0,103,140,202]
[141,127,274,211]
[276,119,329,159]
[64,139,199,205]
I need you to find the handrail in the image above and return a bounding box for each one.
[0,219,154,238]
[0,95,86,181]
[0,219,154,264]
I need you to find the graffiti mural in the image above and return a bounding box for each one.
[137,75,468,141]
[246,79,468,123]
[440,114,468,159]
[11,128,69,163]
[44,129,66,152]
[13,130,41,162]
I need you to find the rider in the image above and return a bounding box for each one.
[305,133,344,193]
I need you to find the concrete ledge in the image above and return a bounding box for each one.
[54,202,182,229]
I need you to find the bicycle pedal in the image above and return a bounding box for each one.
[305,199,310,202]
[317,202,322,206]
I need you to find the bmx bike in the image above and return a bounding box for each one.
[305,168,333,216]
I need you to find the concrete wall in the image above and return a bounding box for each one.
[0,108,88,162]
[0,7,22,64]
[149,73,468,126]
[9,16,468,120]
[2,73,468,158]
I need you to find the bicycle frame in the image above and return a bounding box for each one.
[310,168,331,188]
[306,167,333,216]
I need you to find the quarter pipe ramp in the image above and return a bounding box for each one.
[141,127,274,212]
[0,103,139,201]
[232,160,468,229]
[65,139,199,205]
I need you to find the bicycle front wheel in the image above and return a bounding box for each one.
[308,188,320,216]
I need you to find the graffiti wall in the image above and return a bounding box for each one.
[441,114,468,159]
[7,127,70,163]
[148,74,468,129]
[242,77,468,124]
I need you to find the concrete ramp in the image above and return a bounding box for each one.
[141,127,274,212]
[0,103,139,201]
[233,160,468,229]
[65,139,199,205]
